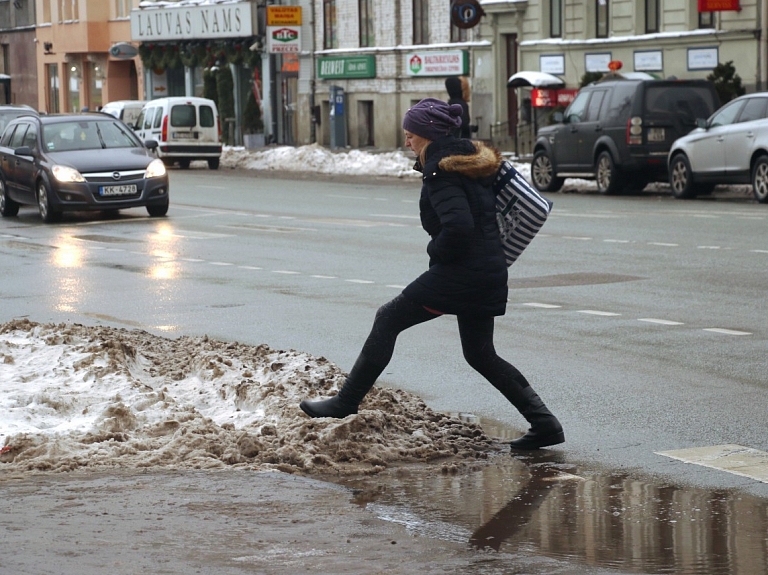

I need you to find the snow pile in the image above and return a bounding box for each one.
[0,320,498,477]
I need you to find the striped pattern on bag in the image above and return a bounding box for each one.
[492,160,553,267]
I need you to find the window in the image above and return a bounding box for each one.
[645,0,658,33]
[42,0,52,23]
[22,124,38,148]
[60,0,79,21]
[46,63,60,113]
[550,0,562,38]
[152,107,163,129]
[10,124,28,149]
[115,0,131,19]
[413,0,428,45]
[737,97,768,123]
[699,11,714,29]
[323,0,338,49]
[709,100,744,128]
[596,0,609,38]
[565,91,590,123]
[450,3,468,43]
[585,90,607,121]
[359,0,374,47]
[200,105,215,128]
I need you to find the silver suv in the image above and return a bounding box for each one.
[668,92,768,202]
[531,77,719,195]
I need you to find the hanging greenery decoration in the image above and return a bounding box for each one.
[139,39,261,70]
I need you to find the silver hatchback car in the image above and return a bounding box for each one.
[668,92,768,202]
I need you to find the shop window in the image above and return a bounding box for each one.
[413,0,428,45]
[596,0,609,38]
[323,0,338,49]
[550,0,562,38]
[645,0,659,33]
[67,63,81,112]
[358,100,374,147]
[359,0,374,47]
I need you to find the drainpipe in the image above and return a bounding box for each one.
[761,0,768,90]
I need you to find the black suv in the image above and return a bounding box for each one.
[530,76,720,194]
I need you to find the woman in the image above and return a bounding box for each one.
[299,98,564,450]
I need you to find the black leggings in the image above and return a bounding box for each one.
[360,294,531,398]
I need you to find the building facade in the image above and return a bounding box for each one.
[34,0,144,114]
[293,0,768,152]
[1,0,38,106]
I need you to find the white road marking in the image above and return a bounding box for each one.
[181,258,205,262]
[577,310,621,316]
[386,284,406,289]
[311,275,337,279]
[751,249,768,254]
[638,318,684,325]
[702,328,752,335]
[656,444,768,484]
[209,262,234,266]
[562,236,592,241]
[238,265,262,270]
[604,239,631,243]
[523,303,562,308]
[697,245,722,249]
[648,242,679,247]
[273,270,300,275]
[346,279,374,284]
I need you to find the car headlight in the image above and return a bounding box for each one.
[52,165,85,183]
[145,158,167,179]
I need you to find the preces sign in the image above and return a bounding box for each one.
[406,50,468,76]
[131,2,253,41]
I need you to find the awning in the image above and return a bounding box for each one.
[507,71,565,89]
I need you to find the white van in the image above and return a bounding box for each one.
[100,100,146,128]
[134,97,222,170]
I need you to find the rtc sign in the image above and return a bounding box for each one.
[267,26,301,53]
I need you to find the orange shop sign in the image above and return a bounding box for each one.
[698,0,739,11]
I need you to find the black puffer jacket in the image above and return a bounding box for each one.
[402,136,508,317]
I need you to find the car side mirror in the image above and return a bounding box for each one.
[696,118,708,129]
[14,146,34,157]
[553,112,565,123]
[144,139,158,150]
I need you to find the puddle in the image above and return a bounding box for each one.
[336,418,768,575]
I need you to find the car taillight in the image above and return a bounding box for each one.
[627,116,642,145]
[161,115,168,141]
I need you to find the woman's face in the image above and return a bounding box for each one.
[404,130,430,157]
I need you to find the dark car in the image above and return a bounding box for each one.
[0,104,38,136]
[530,75,720,194]
[0,113,169,222]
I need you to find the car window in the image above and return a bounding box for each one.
[584,90,607,122]
[709,100,745,128]
[10,124,28,148]
[0,124,15,146]
[199,105,215,128]
[565,91,590,123]
[736,97,768,123]
[22,124,38,148]
[143,108,155,130]
[170,104,196,128]
[152,107,163,129]
[645,85,717,122]
[42,120,140,151]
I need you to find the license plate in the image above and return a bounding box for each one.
[173,132,193,139]
[99,184,137,196]
[648,128,665,142]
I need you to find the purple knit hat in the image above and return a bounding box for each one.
[402,98,463,141]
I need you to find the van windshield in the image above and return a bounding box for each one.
[170,105,196,128]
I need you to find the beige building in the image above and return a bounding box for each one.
[1,0,38,106]
[293,0,768,152]
[34,0,144,113]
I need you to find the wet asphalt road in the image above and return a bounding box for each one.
[1,166,767,573]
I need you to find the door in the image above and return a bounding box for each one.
[14,122,38,201]
[689,99,744,177]
[576,89,608,169]
[723,96,768,177]
[556,91,591,170]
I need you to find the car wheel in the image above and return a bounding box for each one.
[147,202,169,217]
[37,180,61,223]
[178,159,191,169]
[595,151,623,195]
[668,154,698,199]
[208,158,220,170]
[751,155,768,203]
[0,176,20,217]
[530,150,564,192]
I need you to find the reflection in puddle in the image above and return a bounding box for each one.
[340,420,767,575]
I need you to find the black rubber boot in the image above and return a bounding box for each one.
[508,386,565,450]
[299,354,384,418]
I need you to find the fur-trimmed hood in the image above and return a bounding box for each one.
[434,140,502,180]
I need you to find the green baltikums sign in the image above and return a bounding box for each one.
[317,55,376,79]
